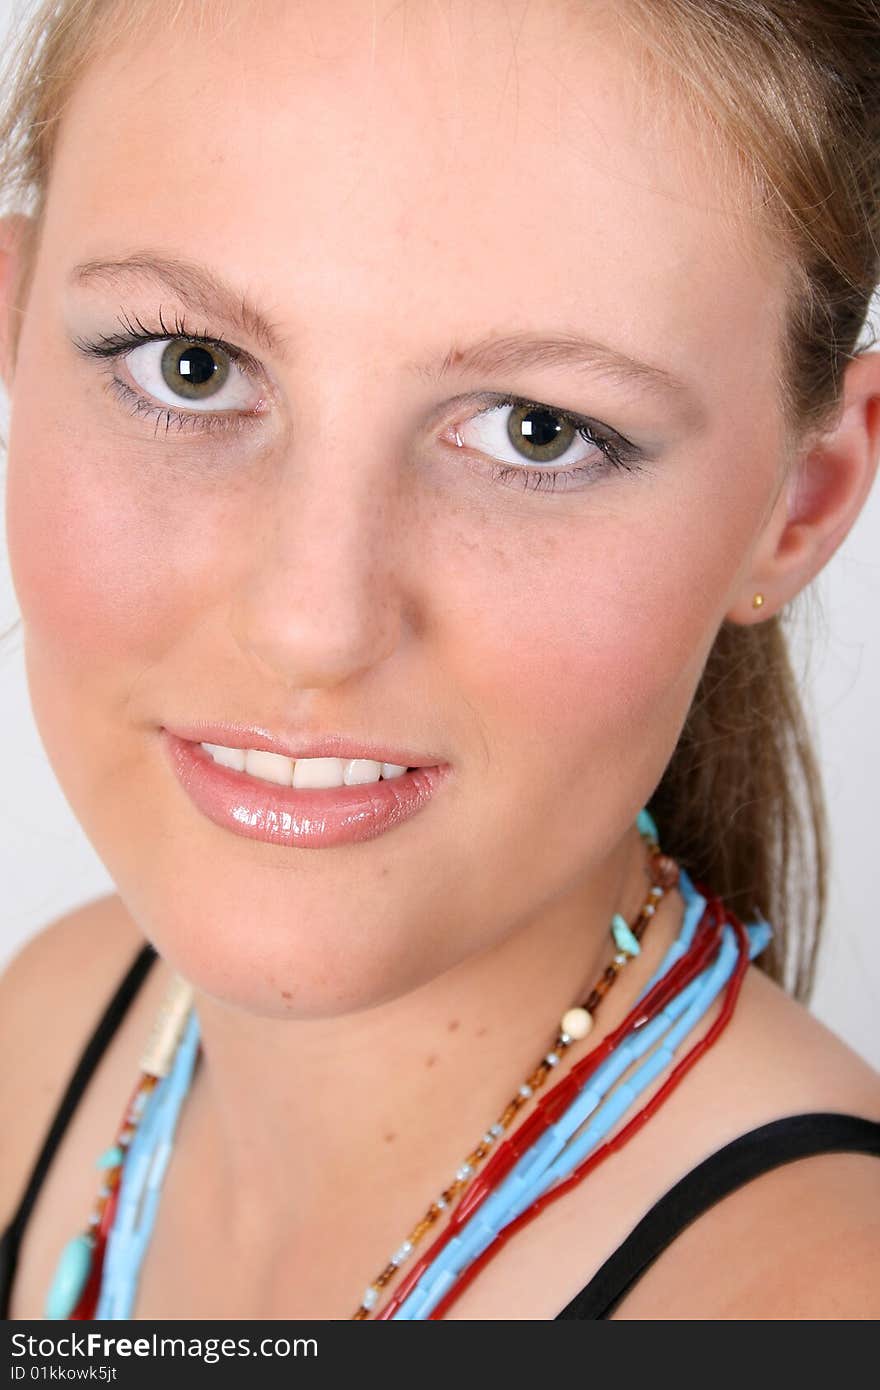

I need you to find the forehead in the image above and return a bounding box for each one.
[42,0,785,387]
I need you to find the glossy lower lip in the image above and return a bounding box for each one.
[160,730,452,848]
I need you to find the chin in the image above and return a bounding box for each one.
[135,893,458,1021]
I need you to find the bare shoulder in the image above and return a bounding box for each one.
[0,894,147,1230]
[611,963,880,1319]
[612,1143,880,1319]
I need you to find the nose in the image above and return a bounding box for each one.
[228,450,407,691]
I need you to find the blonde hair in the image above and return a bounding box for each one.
[1,0,879,1001]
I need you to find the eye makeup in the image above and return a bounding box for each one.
[70,308,652,493]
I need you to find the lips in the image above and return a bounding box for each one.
[160,730,452,849]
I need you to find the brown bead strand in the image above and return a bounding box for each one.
[352,835,679,1318]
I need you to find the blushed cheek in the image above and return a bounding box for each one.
[5,414,224,671]
[482,574,706,785]
[3,402,208,822]
[10,440,150,653]
[452,490,751,840]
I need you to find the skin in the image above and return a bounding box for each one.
[1,0,879,1317]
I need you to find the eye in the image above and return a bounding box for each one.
[71,309,268,437]
[447,393,644,489]
[120,337,260,415]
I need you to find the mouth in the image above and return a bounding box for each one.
[159,730,452,849]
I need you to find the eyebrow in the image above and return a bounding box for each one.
[69,252,704,422]
[410,332,704,422]
[69,253,290,358]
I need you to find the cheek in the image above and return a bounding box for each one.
[3,389,230,828]
[438,468,763,818]
[7,421,199,662]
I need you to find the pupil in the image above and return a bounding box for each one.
[178,345,216,385]
[521,407,561,446]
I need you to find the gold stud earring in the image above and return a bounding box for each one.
[752,592,765,609]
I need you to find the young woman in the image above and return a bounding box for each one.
[0,0,878,1321]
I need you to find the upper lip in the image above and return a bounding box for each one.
[161,721,447,769]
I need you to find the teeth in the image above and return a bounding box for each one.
[381,762,408,780]
[202,742,246,771]
[292,756,346,789]
[197,745,241,778]
[200,744,411,788]
[343,758,383,785]
[245,748,295,786]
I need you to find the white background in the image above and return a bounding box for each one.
[0,0,877,1068]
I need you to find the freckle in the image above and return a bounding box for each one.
[281,990,292,1000]
[384,1131,396,1143]
[448,1019,460,1032]
[425,1054,437,1068]
[476,1026,487,1037]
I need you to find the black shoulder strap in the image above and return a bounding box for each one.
[0,941,158,1316]
[555,1110,880,1319]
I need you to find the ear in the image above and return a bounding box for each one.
[725,348,880,624]
[0,212,35,391]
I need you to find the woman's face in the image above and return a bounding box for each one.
[3,0,790,1015]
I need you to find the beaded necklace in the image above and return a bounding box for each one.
[45,808,772,1320]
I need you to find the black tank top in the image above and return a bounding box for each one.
[2,942,879,1320]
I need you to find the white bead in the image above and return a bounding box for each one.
[559,1031,572,1045]
[560,1007,593,1040]
[613,952,628,966]
[519,1083,533,1098]
[490,1122,504,1137]
[545,1052,560,1066]
[645,902,656,915]
[456,1163,473,1181]
[362,1286,379,1309]
[435,1195,448,1209]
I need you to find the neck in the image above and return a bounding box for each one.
[174,822,684,1258]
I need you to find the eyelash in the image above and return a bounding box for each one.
[72,309,646,493]
[72,309,261,440]
[467,393,643,493]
